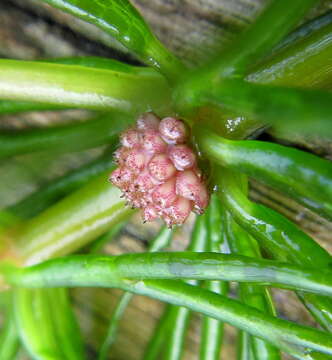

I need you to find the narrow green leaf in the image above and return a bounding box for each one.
[248,17,332,89]
[7,252,332,298]
[0,56,158,115]
[199,194,228,360]
[216,168,331,268]
[98,226,174,360]
[217,167,332,331]
[0,59,170,114]
[16,173,134,265]
[237,331,254,360]
[143,305,176,360]
[209,79,332,138]
[164,215,209,360]
[38,0,184,79]
[198,129,332,221]
[0,112,132,161]
[6,148,118,220]
[164,306,191,360]
[206,0,317,78]
[14,288,85,360]
[7,262,332,359]
[224,210,280,360]
[0,300,19,360]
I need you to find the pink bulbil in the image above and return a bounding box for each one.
[109,112,209,226]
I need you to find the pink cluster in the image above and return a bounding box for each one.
[110,112,209,227]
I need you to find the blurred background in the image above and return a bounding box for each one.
[0,0,332,358]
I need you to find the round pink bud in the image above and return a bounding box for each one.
[193,184,209,214]
[113,147,128,166]
[109,167,123,187]
[159,117,187,144]
[166,197,192,227]
[152,179,177,208]
[148,154,177,182]
[175,170,201,200]
[142,206,158,223]
[142,129,167,154]
[110,167,133,188]
[120,129,141,148]
[136,170,155,192]
[169,145,196,171]
[137,112,160,131]
[125,149,146,173]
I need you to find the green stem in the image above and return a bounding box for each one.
[6,148,118,220]
[248,14,332,89]
[164,214,209,360]
[0,56,160,115]
[143,305,175,360]
[0,59,170,114]
[224,210,280,360]
[5,264,332,359]
[206,0,317,78]
[164,306,191,360]
[98,291,132,360]
[176,14,332,139]
[7,252,332,297]
[217,168,331,267]
[38,0,185,80]
[175,0,317,113]
[16,173,134,265]
[0,302,19,360]
[217,167,332,331]
[237,331,254,360]
[198,129,332,220]
[200,194,228,360]
[98,226,174,360]
[209,78,332,137]
[0,112,132,161]
[14,288,84,359]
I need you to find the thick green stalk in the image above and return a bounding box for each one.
[164,306,191,360]
[42,56,149,73]
[38,0,185,80]
[98,292,132,360]
[0,100,64,115]
[143,305,176,360]
[175,0,317,113]
[209,78,332,137]
[16,172,134,265]
[5,263,332,359]
[0,56,158,115]
[224,210,280,360]
[198,129,332,220]
[0,112,132,161]
[217,168,331,267]
[14,287,85,359]
[217,168,332,331]
[0,59,170,114]
[6,252,332,297]
[0,302,19,360]
[204,0,317,78]
[176,14,332,139]
[6,149,117,220]
[200,195,228,360]
[90,221,127,254]
[237,331,254,360]
[248,17,332,89]
[98,226,174,360]
[164,214,209,360]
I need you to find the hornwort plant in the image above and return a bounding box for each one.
[0,0,332,359]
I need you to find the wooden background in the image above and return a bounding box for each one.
[0,0,331,359]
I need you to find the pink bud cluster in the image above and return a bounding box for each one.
[110,112,209,227]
